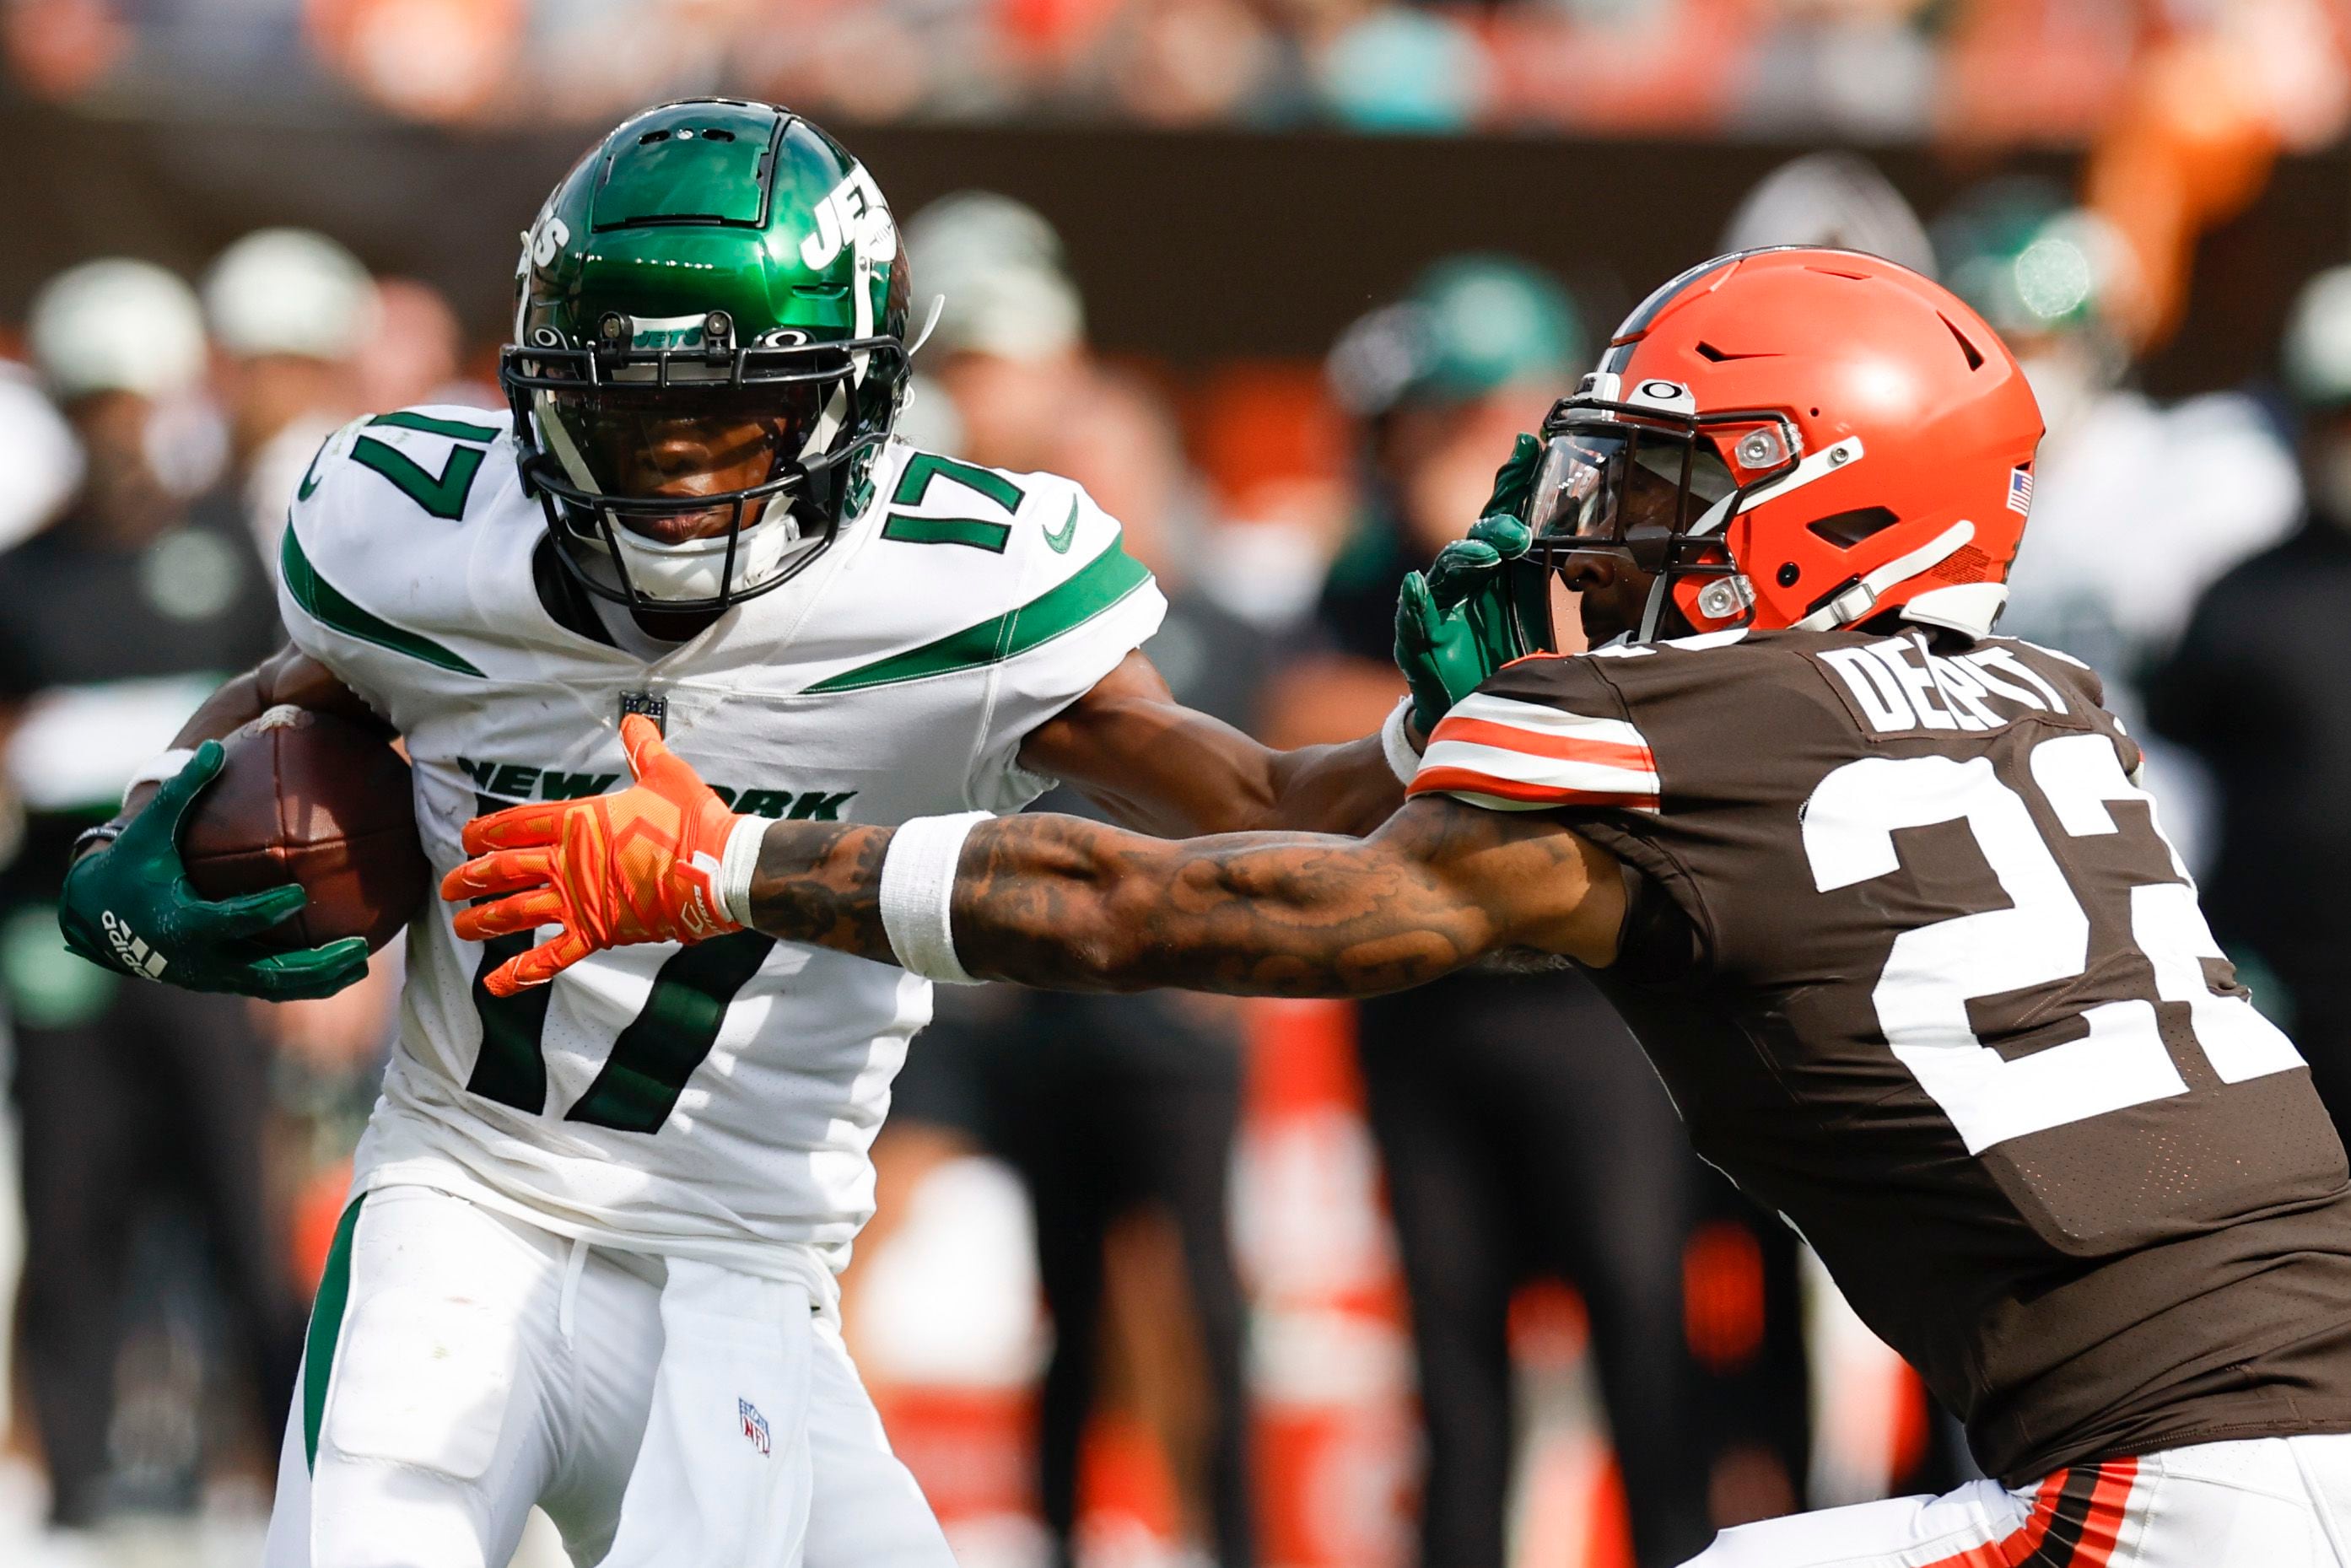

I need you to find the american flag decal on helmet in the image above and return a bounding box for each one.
[2008,465,2034,515]
[1408,693,1660,812]
[739,1398,770,1456]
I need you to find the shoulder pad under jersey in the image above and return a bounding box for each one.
[804,444,1162,697]
[278,405,527,687]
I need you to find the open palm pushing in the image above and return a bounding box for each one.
[441,714,744,995]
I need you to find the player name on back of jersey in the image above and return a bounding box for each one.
[1814,630,2076,736]
[457,755,856,820]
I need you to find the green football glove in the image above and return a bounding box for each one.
[58,741,370,1000]
[1394,432,1548,735]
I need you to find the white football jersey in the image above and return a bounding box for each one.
[277,406,1166,1301]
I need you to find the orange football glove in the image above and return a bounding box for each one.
[440,715,743,996]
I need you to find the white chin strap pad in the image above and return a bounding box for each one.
[1902,580,2009,639]
[603,506,812,603]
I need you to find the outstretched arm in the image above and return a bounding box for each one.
[443,719,1625,998]
[1020,650,1406,838]
[871,795,1621,994]
[1029,433,1561,840]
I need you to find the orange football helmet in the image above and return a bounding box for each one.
[1519,247,2044,643]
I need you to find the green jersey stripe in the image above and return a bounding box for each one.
[281,527,488,677]
[368,410,505,442]
[304,1194,367,1472]
[808,537,1151,693]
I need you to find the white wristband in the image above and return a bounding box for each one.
[878,812,991,984]
[1379,698,1425,786]
[713,815,768,929]
[122,748,197,807]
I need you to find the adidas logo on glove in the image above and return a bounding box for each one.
[100,910,168,979]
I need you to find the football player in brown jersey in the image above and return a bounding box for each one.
[448,248,2351,1565]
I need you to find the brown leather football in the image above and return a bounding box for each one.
[180,705,428,952]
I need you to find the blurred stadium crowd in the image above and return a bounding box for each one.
[9,8,2351,1568]
[0,0,2345,143]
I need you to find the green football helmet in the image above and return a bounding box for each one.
[500,100,912,612]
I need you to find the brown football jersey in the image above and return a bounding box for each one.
[1410,625,2351,1485]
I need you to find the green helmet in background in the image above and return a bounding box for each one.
[501,100,912,612]
[1933,180,2127,346]
[1933,179,2132,437]
[1327,254,1583,419]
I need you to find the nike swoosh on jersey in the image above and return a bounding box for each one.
[298,441,330,500]
[1043,498,1079,554]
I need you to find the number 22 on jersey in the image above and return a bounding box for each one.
[1804,732,2303,1155]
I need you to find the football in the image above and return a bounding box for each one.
[179,704,429,952]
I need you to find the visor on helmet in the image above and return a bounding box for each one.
[1524,425,1735,570]
[1509,396,1798,649]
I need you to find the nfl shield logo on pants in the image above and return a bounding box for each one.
[738,1398,771,1456]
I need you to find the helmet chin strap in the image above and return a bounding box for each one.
[1637,572,1672,644]
[1792,520,1976,633]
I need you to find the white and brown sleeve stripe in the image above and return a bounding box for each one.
[1406,692,1660,812]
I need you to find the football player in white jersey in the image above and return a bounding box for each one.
[57,100,1410,1568]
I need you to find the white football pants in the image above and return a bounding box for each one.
[1689,1433,2351,1566]
[261,1184,955,1568]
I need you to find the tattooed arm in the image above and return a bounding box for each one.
[741,795,1626,996]
[1017,649,1405,838]
[445,719,1618,998]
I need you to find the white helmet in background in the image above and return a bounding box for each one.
[28,258,208,401]
[2284,266,2351,412]
[2284,265,2351,526]
[202,228,380,361]
[0,364,83,548]
[904,191,1083,362]
[1719,152,1937,280]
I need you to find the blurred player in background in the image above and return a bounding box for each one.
[0,259,293,1544]
[1716,151,1938,278]
[882,192,1265,1568]
[1275,257,1724,1567]
[355,277,495,416]
[199,229,378,565]
[1938,184,2301,875]
[2149,264,2351,1123]
[0,357,80,556]
[56,101,1407,1568]
[0,303,85,1560]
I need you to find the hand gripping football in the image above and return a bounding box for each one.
[178,705,429,951]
